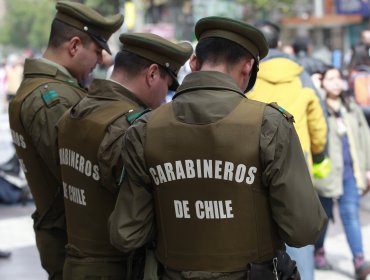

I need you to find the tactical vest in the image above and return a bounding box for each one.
[145,99,284,272]
[58,100,137,258]
[8,78,85,221]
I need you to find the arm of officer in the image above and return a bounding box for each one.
[21,85,83,181]
[260,106,328,247]
[97,116,130,193]
[109,114,155,253]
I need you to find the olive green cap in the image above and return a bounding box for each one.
[55,1,124,54]
[119,32,193,91]
[195,16,268,62]
[195,16,268,92]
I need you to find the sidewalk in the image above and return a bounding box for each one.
[0,203,47,280]
[0,200,369,280]
[315,201,370,279]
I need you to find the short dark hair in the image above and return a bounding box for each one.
[292,36,310,55]
[113,50,168,78]
[349,42,370,70]
[47,19,93,49]
[255,20,280,49]
[195,37,252,70]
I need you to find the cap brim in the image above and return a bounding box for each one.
[90,33,112,54]
[167,70,179,91]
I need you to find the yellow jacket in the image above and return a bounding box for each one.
[248,56,327,170]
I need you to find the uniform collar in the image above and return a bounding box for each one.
[23,58,80,87]
[88,79,148,108]
[39,57,73,78]
[170,71,246,124]
[174,71,245,100]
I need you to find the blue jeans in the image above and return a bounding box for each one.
[315,175,363,257]
[286,245,314,280]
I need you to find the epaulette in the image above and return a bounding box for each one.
[268,102,295,123]
[41,84,60,107]
[126,107,151,125]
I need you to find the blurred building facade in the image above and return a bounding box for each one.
[126,0,370,69]
[0,0,369,69]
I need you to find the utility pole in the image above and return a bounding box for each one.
[312,0,325,52]
[313,0,324,17]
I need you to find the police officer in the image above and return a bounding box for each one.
[109,17,327,279]
[8,2,123,279]
[57,33,192,279]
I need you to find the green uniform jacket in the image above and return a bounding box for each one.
[57,79,148,279]
[8,58,86,279]
[9,58,86,226]
[63,79,148,193]
[109,71,328,277]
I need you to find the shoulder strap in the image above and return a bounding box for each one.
[18,77,62,99]
[126,108,151,125]
[268,102,295,123]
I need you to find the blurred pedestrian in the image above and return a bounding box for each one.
[281,44,295,57]
[7,1,123,279]
[292,36,328,92]
[5,54,23,103]
[347,42,370,125]
[0,58,7,112]
[314,66,370,280]
[109,16,327,279]
[360,28,370,47]
[57,32,192,279]
[247,20,328,280]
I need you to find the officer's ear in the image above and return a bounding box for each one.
[235,57,255,92]
[146,64,160,86]
[68,36,83,57]
[241,57,254,80]
[189,54,200,72]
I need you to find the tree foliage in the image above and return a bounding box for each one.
[0,0,297,50]
[0,0,55,50]
[235,0,297,20]
[0,0,119,50]
[84,0,120,14]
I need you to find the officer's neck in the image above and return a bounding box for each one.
[200,62,247,91]
[200,63,229,73]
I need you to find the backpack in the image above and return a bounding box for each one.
[351,66,370,106]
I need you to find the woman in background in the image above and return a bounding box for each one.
[314,66,370,280]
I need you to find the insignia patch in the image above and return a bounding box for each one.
[268,102,295,123]
[126,108,150,125]
[42,90,59,106]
